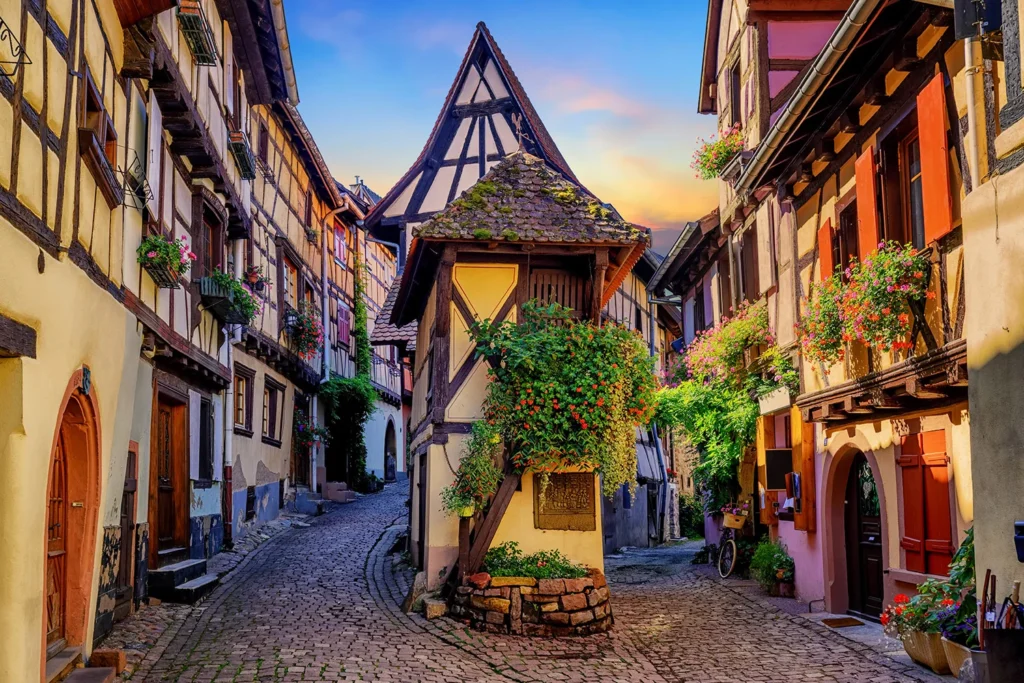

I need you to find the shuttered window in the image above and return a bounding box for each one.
[199,398,214,481]
[817,218,834,281]
[917,73,954,244]
[257,122,269,164]
[898,430,955,576]
[740,227,759,303]
[334,226,347,266]
[337,302,351,346]
[855,147,880,258]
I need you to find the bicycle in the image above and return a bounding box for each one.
[717,512,748,578]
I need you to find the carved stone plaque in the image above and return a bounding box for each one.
[533,472,596,531]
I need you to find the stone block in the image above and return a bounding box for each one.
[525,594,560,604]
[510,615,522,634]
[540,602,559,612]
[542,611,570,625]
[587,568,607,589]
[520,586,535,595]
[490,576,538,587]
[537,578,565,594]
[484,588,503,597]
[423,598,447,620]
[485,610,506,625]
[570,609,595,626]
[89,649,126,673]
[563,578,592,593]
[560,593,588,612]
[592,586,610,604]
[466,572,491,589]
[470,596,510,613]
[593,602,610,619]
[510,587,522,617]
[523,623,552,637]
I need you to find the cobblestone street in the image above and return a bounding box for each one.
[109,485,944,682]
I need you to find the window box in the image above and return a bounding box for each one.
[79,127,123,209]
[199,276,250,325]
[177,0,218,66]
[143,262,181,289]
[228,130,257,180]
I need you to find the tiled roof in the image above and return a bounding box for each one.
[371,276,417,350]
[415,151,650,246]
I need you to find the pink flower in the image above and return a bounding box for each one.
[146,251,157,258]
[188,252,197,260]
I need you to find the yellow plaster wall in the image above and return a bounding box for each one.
[231,353,295,495]
[0,225,139,681]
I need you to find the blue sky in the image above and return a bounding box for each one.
[286,0,719,252]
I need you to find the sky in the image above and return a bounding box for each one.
[286,0,719,254]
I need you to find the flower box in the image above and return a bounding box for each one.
[723,513,746,530]
[143,261,180,289]
[940,637,973,678]
[199,277,250,325]
[903,631,950,675]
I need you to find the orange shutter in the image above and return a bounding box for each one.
[791,407,816,532]
[917,73,954,244]
[855,147,880,258]
[899,430,954,575]
[817,218,835,281]
[898,436,927,574]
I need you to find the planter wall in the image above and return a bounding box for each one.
[903,631,950,675]
[450,569,612,637]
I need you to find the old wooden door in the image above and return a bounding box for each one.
[845,454,884,618]
[151,395,188,567]
[46,432,68,649]
[114,447,137,622]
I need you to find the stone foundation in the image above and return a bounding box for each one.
[449,569,612,636]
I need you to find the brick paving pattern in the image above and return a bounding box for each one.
[110,485,945,682]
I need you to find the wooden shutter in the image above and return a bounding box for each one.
[338,305,351,346]
[855,147,880,258]
[817,218,835,281]
[917,73,954,244]
[899,430,953,574]
[267,387,278,440]
[791,406,816,532]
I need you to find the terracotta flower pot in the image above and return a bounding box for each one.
[777,581,795,598]
[903,631,950,675]
[940,637,973,678]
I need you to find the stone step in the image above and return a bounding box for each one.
[65,667,116,683]
[148,558,207,590]
[45,646,81,683]
[150,573,220,604]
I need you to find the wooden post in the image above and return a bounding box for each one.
[458,517,470,583]
[592,249,608,324]
[431,245,456,424]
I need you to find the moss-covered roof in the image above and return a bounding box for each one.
[413,152,650,246]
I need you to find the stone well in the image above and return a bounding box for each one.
[449,569,612,636]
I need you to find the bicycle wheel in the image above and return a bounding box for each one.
[718,538,737,578]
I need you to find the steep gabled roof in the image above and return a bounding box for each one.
[364,22,580,237]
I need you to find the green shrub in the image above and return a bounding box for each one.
[750,540,795,591]
[678,492,704,538]
[482,541,588,579]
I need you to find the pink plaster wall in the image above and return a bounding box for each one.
[767,21,837,60]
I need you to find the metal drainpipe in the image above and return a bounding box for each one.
[963,36,982,190]
[223,239,242,534]
[648,299,669,543]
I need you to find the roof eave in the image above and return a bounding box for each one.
[698,0,724,115]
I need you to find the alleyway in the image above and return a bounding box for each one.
[111,485,943,683]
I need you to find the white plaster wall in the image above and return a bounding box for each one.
[365,400,405,479]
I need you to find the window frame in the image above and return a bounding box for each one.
[233,363,255,437]
[78,67,122,208]
[197,396,215,485]
[261,377,285,447]
[257,121,270,165]
[729,62,742,127]
[334,225,348,267]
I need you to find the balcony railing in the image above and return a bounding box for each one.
[370,353,402,398]
[227,130,257,180]
[177,0,218,66]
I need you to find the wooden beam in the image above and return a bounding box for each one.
[0,314,36,358]
[905,377,947,400]
[465,470,522,574]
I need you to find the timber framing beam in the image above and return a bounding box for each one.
[0,313,36,358]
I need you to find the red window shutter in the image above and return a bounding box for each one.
[855,147,880,259]
[898,433,927,574]
[920,430,954,575]
[338,306,351,346]
[917,74,954,244]
[817,218,835,281]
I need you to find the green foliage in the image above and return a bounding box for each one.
[291,301,324,360]
[678,492,704,538]
[747,345,800,398]
[352,253,373,377]
[470,300,658,498]
[482,541,588,579]
[320,377,376,491]
[452,180,498,211]
[734,536,761,577]
[472,228,493,240]
[209,270,260,324]
[293,408,330,450]
[684,300,768,387]
[750,540,795,591]
[441,421,503,515]
[138,234,195,275]
[690,124,743,180]
[656,380,757,512]
[500,229,520,241]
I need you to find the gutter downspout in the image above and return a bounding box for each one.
[223,239,243,541]
[963,37,982,190]
[735,0,884,192]
[649,300,669,543]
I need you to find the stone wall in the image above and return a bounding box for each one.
[450,569,612,637]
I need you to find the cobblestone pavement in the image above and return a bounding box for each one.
[116,485,945,682]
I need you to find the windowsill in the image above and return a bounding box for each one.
[334,258,346,267]
[777,510,795,522]
[262,435,282,448]
[234,425,253,438]
[886,567,948,586]
[194,478,213,490]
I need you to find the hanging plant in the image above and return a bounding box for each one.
[470,301,658,500]
[243,264,271,294]
[799,241,933,365]
[293,408,330,450]
[209,269,261,325]
[138,234,196,286]
[690,124,743,180]
[440,421,503,516]
[290,300,324,360]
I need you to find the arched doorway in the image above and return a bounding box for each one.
[44,371,100,659]
[384,419,397,482]
[844,452,884,618]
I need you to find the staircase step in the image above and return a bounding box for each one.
[46,647,82,683]
[150,573,219,604]
[148,558,207,590]
[65,667,116,683]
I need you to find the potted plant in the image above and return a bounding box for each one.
[882,583,954,675]
[137,233,195,288]
[201,270,261,326]
[750,540,795,597]
[934,601,978,676]
[690,124,744,180]
[440,421,502,517]
[290,301,324,360]
[244,265,270,293]
[293,409,329,451]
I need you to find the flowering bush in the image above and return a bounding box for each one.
[691,124,744,180]
[720,502,750,516]
[470,301,658,500]
[290,300,324,360]
[440,421,503,516]
[685,300,768,385]
[882,580,958,639]
[799,242,933,365]
[292,409,330,450]
[138,234,196,275]
[750,540,795,591]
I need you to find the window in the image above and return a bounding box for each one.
[79,68,121,208]
[879,114,927,250]
[304,190,313,228]
[694,284,707,333]
[730,63,741,126]
[334,226,348,266]
[903,134,926,249]
[198,397,214,482]
[834,202,860,275]
[634,305,644,333]
[898,430,954,576]
[257,122,269,165]
[262,378,285,446]
[234,364,255,436]
[193,196,225,279]
[283,257,298,309]
[740,228,759,303]
[337,301,352,346]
